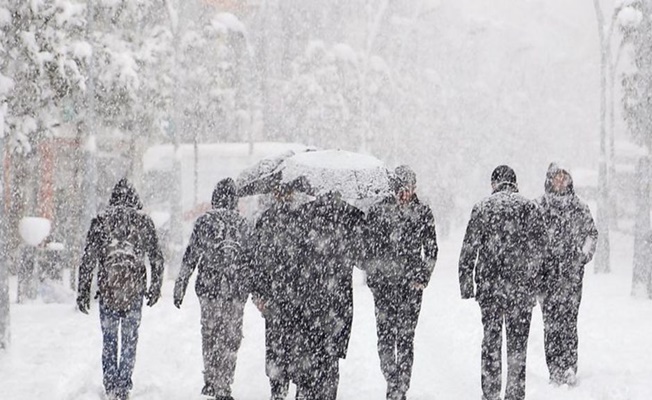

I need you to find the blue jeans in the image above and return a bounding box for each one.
[99,299,143,394]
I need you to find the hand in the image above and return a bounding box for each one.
[146,288,161,307]
[76,295,90,314]
[253,297,267,314]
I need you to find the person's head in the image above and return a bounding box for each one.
[109,178,143,210]
[490,165,518,193]
[393,165,417,204]
[545,163,573,195]
[212,178,238,210]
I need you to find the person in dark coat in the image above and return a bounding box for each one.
[364,165,438,400]
[173,178,250,400]
[290,190,365,400]
[77,178,165,400]
[458,165,547,400]
[250,181,304,400]
[537,163,598,386]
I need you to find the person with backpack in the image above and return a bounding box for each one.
[77,178,165,400]
[173,178,251,400]
[364,165,438,400]
[458,165,547,400]
[536,163,598,386]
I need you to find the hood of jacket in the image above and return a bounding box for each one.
[109,178,143,210]
[544,163,575,196]
[212,178,238,210]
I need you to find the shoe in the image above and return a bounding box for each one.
[201,383,215,397]
[563,369,578,386]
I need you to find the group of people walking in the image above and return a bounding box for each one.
[76,162,596,400]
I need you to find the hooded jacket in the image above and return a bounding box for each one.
[364,193,438,288]
[78,179,164,308]
[537,164,598,293]
[458,181,547,306]
[174,178,250,301]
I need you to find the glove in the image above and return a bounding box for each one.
[146,287,161,307]
[76,294,90,314]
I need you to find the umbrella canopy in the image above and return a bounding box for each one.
[237,148,391,201]
[281,150,390,200]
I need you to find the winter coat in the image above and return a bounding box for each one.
[250,200,302,308]
[175,178,251,302]
[458,183,546,307]
[537,167,598,295]
[364,194,438,289]
[290,193,365,360]
[78,179,164,308]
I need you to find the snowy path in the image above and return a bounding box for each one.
[2,230,652,400]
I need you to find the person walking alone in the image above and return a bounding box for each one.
[77,178,165,400]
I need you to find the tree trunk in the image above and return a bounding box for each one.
[0,135,10,350]
[632,156,652,297]
[593,0,611,273]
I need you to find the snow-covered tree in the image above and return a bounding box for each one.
[0,0,87,154]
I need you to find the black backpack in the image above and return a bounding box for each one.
[203,210,245,296]
[100,207,145,312]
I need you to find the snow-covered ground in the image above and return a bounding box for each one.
[1,229,651,400]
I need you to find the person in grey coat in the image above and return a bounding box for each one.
[537,163,598,386]
[174,178,250,400]
[458,165,546,400]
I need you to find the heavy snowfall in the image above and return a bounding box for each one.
[1,0,652,400]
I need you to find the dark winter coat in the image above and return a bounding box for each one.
[364,194,438,288]
[78,179,164,307]
[290,193,365,360]
[174,178,250,301]
[458,183,547,306]
[250,200,302,308]
[537,167,598,294]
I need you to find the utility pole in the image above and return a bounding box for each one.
[82,0,97,234]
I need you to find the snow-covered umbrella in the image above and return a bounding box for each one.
[238,149,391,201]
[236,147,312,196]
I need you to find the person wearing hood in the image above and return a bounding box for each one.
[174,178,250,400]
[458,166,547,400]
[364,165,438,400]
[536,163,598,386]
[77,178,165,400]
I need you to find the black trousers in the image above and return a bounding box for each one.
[371,282,424,399]
[479,301,533,400]
[541,280,583,380]
[265,318,291,399]
[295,351,339,400]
